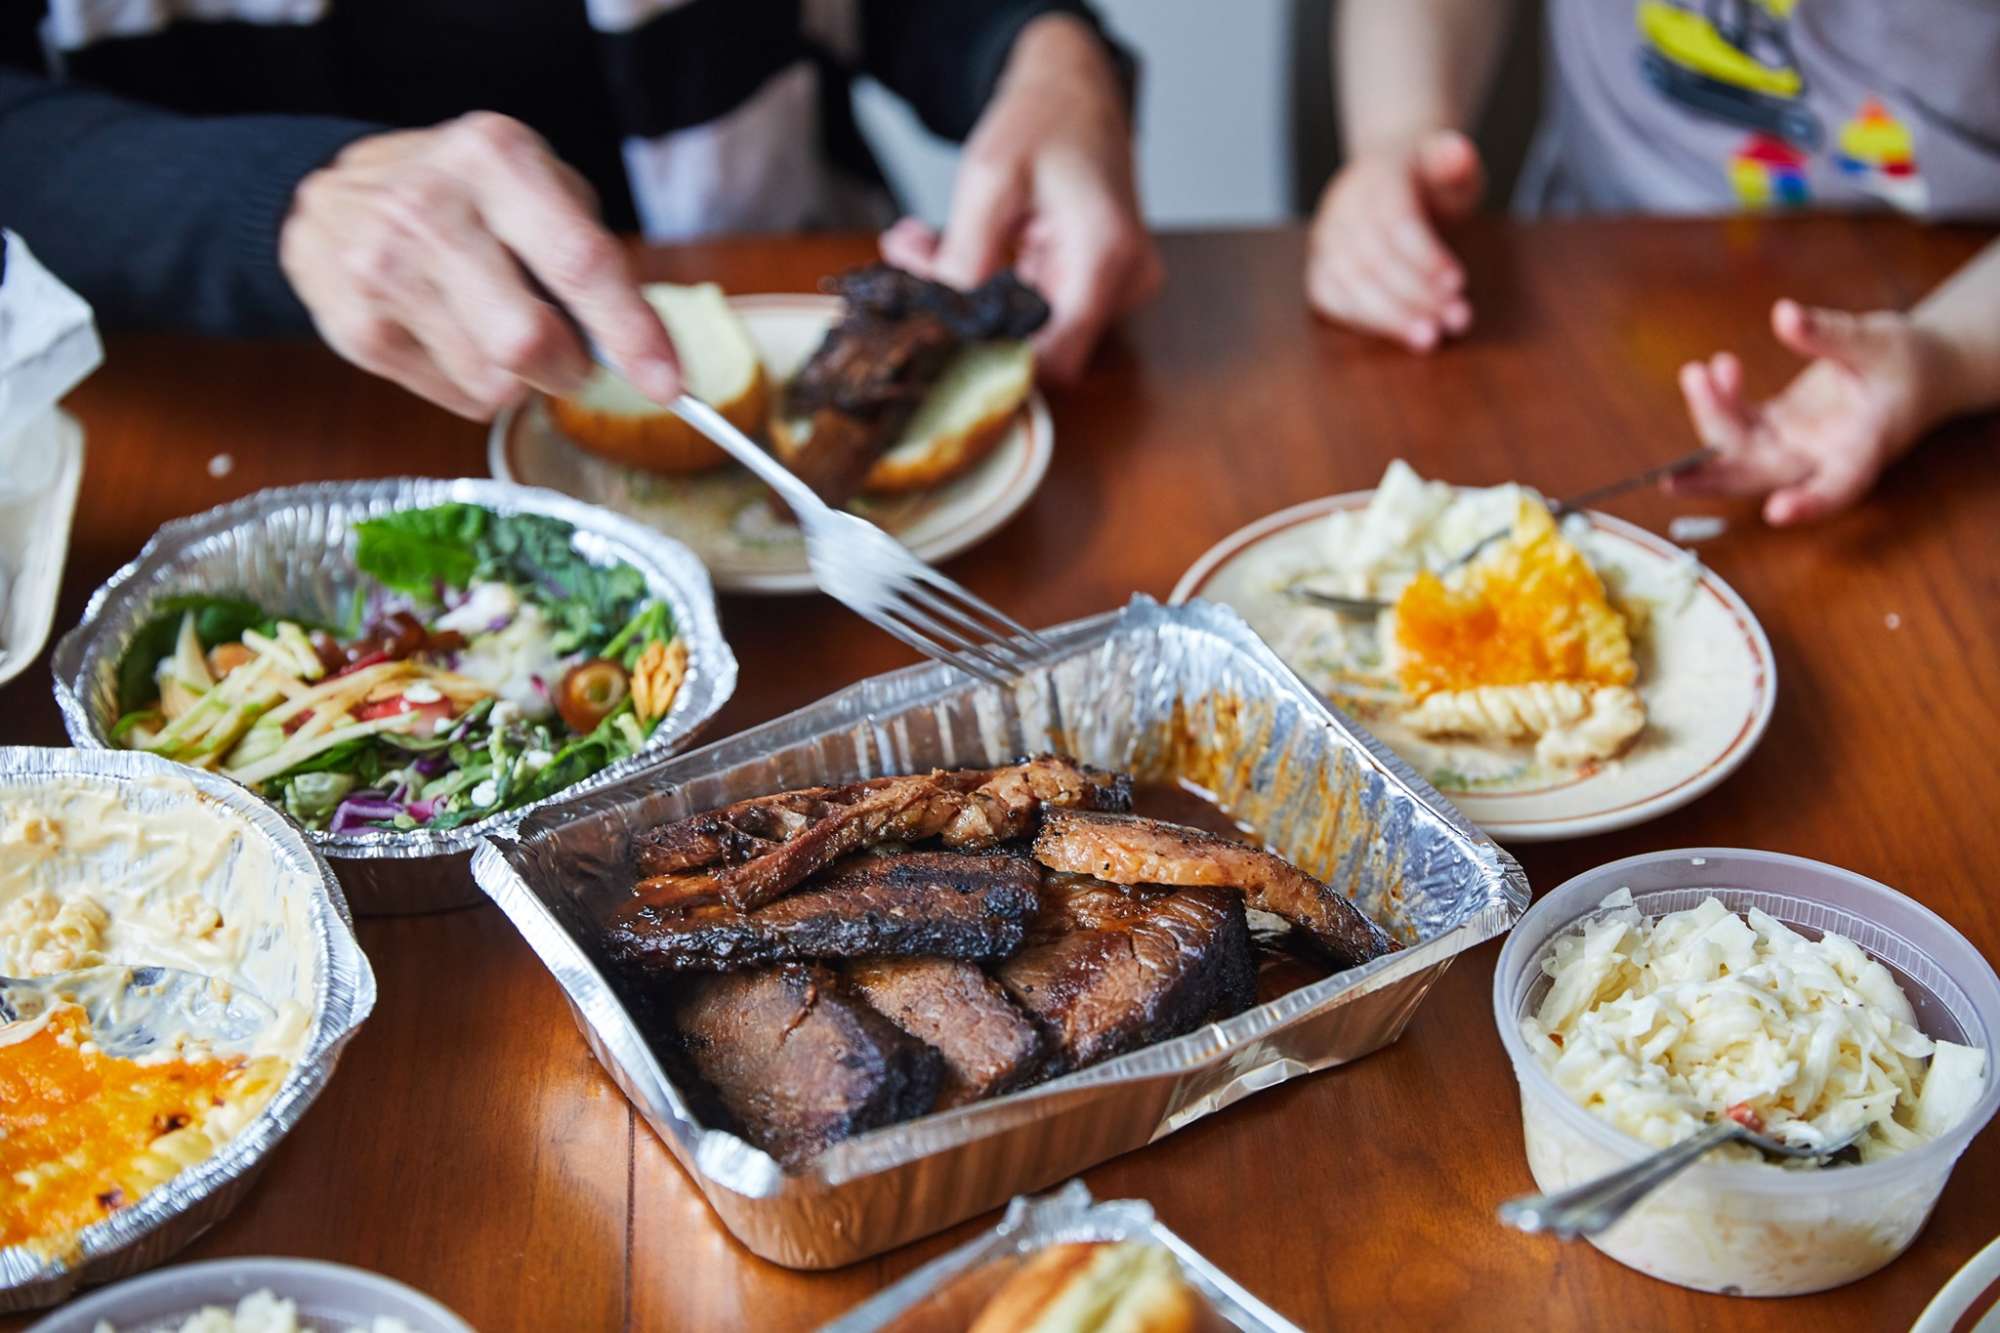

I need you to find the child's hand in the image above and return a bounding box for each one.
[1667,299,1949,526]
[1306,129,1482,353]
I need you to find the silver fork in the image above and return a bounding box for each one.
[667,395,1056,685]
[1496,1116,1864,1240]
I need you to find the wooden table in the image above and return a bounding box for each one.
[5,219,1997,1331]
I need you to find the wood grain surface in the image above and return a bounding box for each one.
[4,220,1996,1332]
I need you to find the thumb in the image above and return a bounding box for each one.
[1415,130,1484,219]
[1770,299,1890,373]
[935,158,1029,289]
[878,217,942,276]
[1763,452,1876,526]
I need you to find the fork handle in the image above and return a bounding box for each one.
[1495,1120,1741,1240]
[667,394,827,514]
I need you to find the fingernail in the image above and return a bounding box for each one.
[638,360,679,402]
[1407,321,1437,351]
[1442,301,1470,333]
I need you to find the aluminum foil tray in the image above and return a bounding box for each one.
[0,747,375,1313]
[51,477,738,915]
[822,1180,1302,1332]
[472,596,1528,1268]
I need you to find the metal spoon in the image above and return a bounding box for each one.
[0,965,275,1059]
[1496,1118,1865,1240]
[1283,448,1718,617]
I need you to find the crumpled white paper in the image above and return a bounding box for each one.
[0,230,102,499]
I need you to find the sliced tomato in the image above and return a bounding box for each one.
[333,649,393,678]
[354,694,456,735]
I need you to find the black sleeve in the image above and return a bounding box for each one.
[0,68,380,336]
[855,1,1136,143]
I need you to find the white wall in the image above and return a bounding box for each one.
[852,0,1295,229]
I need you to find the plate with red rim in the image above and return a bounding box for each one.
[490,293,1054,596]
[1169,490,1777,843]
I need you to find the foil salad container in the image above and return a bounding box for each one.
[472,596,1529,1268]
[822,1181,1302,1332]
[0,747,376,1313]
[51,477,738,915]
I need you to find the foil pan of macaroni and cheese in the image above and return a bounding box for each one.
[0,746,376,1313]
[51,477,739,915]
[471,596,1530,1268]
[824,1180,1304,1331]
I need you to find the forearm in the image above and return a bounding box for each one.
[0,71,376,335]
[1336,0,1518,156]
[858,0,1130,142]
[1912,237,2000,424]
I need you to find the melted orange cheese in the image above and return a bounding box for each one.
[1394,497,1636,698]
[0,1008,250,1248]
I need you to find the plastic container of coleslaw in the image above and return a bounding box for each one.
[1494,849,2000,1296]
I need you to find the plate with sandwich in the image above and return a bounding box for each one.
[1171,462,1776,841]
[490,267,1054,594]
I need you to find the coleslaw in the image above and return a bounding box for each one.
[1521,890,1987,1163]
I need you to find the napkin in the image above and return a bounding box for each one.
[0,230,102,500]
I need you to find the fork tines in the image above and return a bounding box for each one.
[876,568,1056,685]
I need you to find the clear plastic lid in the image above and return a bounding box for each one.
[1493,847,2000,1195]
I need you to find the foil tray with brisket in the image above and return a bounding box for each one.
[598,756,1399,1169]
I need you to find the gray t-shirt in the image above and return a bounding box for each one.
[1518,0,2000,220]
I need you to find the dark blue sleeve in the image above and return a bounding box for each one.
[0,66,379,335]
[856,1,1136,143]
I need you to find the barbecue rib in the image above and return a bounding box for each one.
[847,958,1046,1107]
[606,852,1042,971]
[1032,809,1397,970]
[778,265,1050,507]
[995,879,1256,1073]
[631,758,1131,913]
[671,964,941,1168]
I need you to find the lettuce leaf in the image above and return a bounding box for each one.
[353,502,489,597]
[115,594,275,713]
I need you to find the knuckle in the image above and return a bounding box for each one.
[454,111,536,161]
[490,309,563,373]
[335,314,400,367]
[545,226,620,291]
[341,227,404,290]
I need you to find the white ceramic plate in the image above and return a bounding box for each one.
[27,1257,471,1332]
[1913,1235,2000,1333]
[1170,491,1776,843]
[490,293,1054,595]
[0,409,84,688]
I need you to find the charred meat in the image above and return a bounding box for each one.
[1032,808,1397,970]
[670,964,942,1168]
[995,880,1256,1073]
[780,264,1050,507]
[847,958,1046,1107]
[607,851,1041,971]
[819,264,1049,343]
[630,758,1129,913]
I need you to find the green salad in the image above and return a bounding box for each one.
[111,503,687,833]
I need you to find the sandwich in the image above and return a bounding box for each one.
[770,264,1049,506]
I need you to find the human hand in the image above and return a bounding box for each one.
[280,113,680,421]
[1668,299,1950,525]
[877,15,1161,384]
[1306,129,1482,352]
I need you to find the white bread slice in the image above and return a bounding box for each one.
[549,282,768,474]
[770,339,1033,495]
